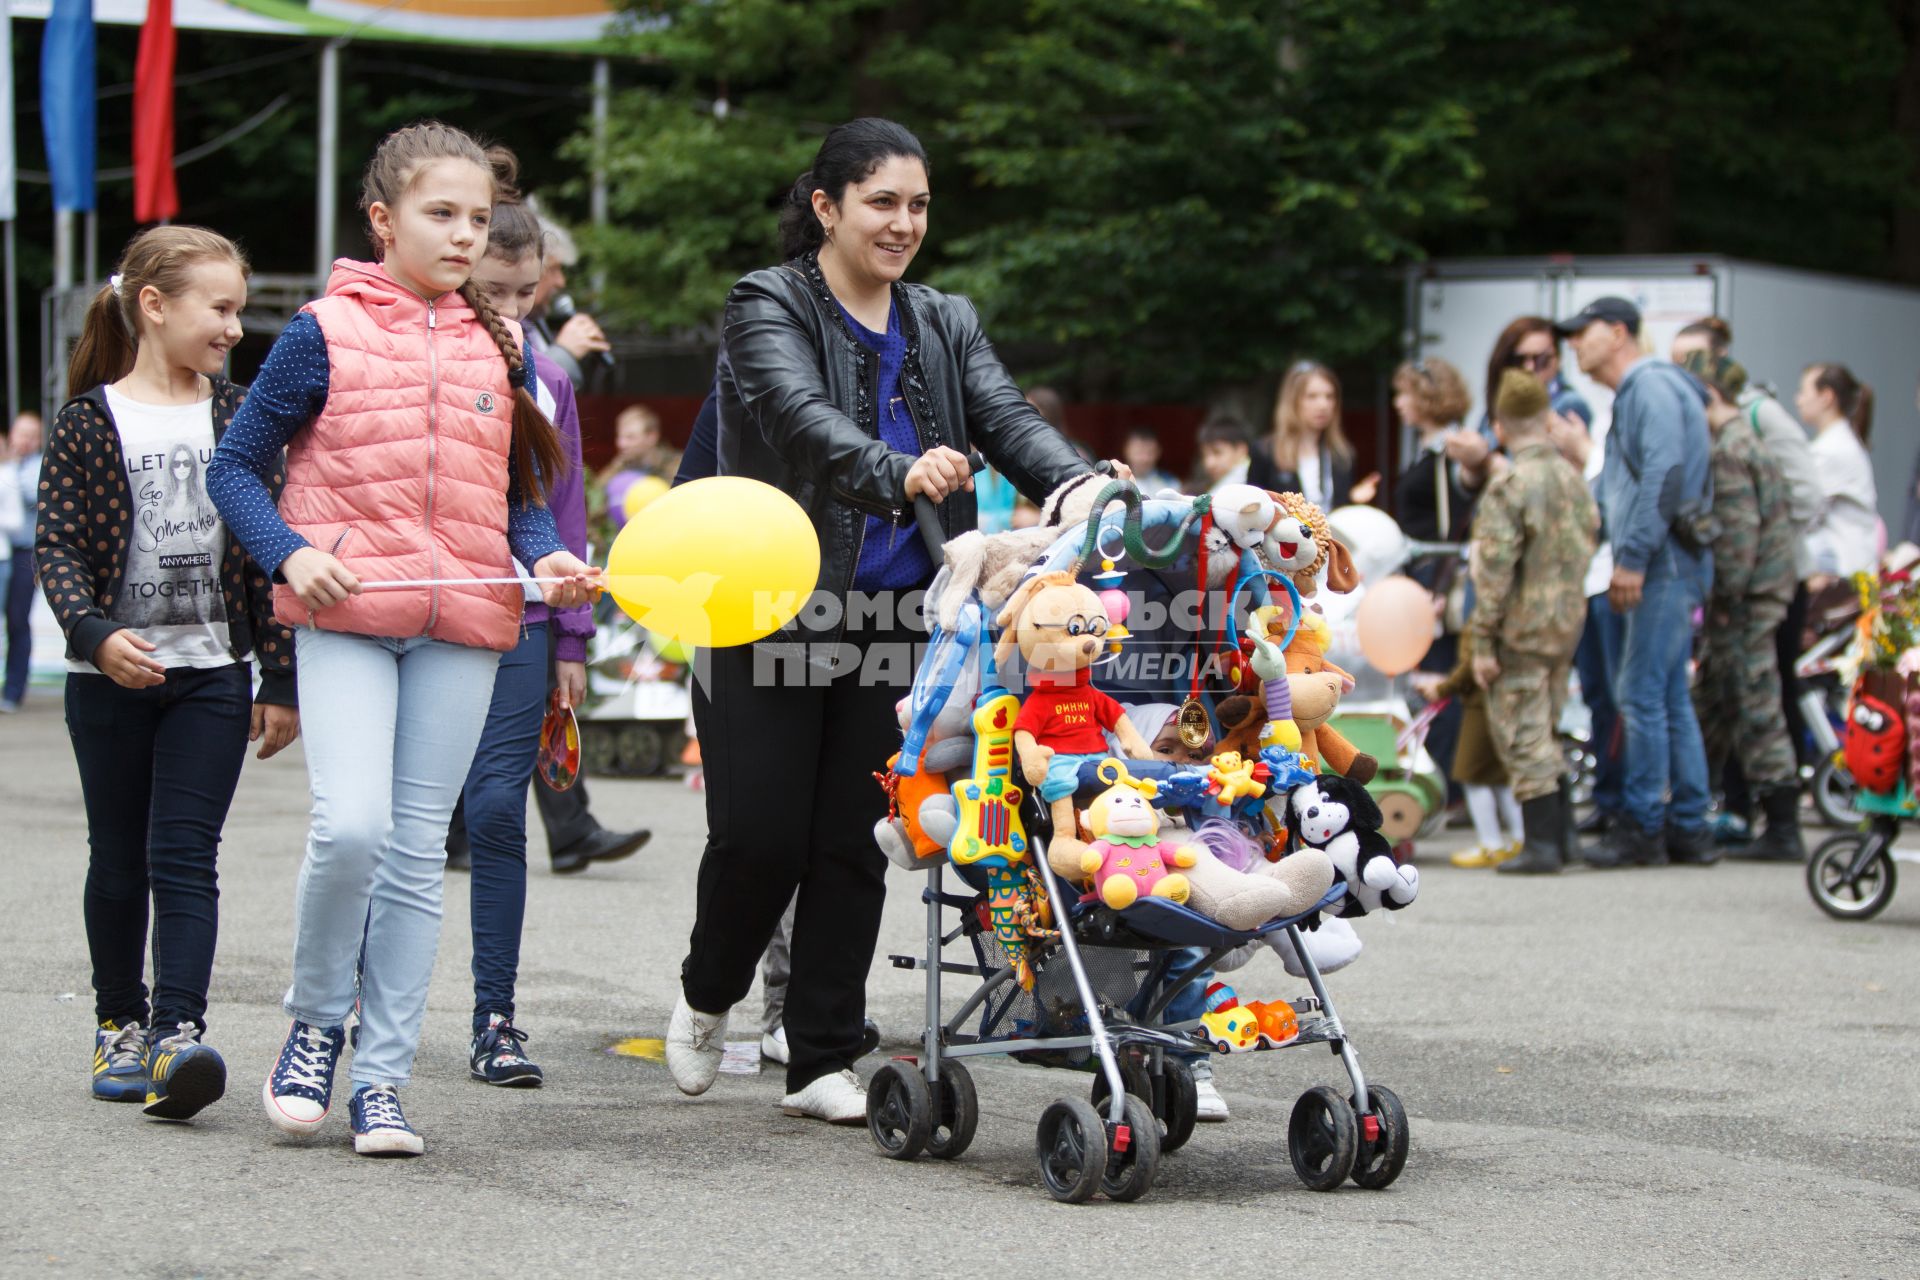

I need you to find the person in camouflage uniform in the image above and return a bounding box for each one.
[1679,350,1805,862]
[1467,369,1599,874]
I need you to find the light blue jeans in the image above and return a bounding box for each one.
[1615,558,1711,837]
[286,629,500,1087]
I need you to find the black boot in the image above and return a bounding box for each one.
[1574,806,1612,836]
[1498,791,1564,875]
[1558,778,1578,864]
[1733,787,1806,862]
[1666,822,1722,866]
[1581,820,1668,868]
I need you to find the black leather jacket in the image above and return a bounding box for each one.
[716,251,1089,652]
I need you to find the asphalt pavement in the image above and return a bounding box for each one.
[4,690,1918,1279]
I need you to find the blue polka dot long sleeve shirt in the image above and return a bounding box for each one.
[207,312,564,580]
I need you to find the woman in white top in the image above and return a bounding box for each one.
[1794,362,1881,584]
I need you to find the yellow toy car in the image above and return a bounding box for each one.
[1199,1003,1262,1054]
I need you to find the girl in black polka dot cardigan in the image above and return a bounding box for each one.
[37,226,297,1122]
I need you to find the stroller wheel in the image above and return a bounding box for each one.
[1035,1098,1107,1204]
[925,1061,978,1161]
[1348,1085,1410,1189]
[1098,1094,1162,1203]
[1807,832,1897,921]
[1811,757,1863,828]
[1088,1053,1152,1117]
[1159,1060,1199,1154]
[866,1060,932,1160]
[1288,1085,1358,1192]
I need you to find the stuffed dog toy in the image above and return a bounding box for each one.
[997,571,1154,873]
[1285,775,1417,917]
[1261,492,1360,598]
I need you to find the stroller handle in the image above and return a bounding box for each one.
[913,450,989,562]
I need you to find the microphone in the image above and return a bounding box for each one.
[545,292,615,369]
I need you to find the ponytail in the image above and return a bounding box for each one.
[66,225,250,400]
[459,280,566,506]
[1808,362,1874,444]
[1855,383,1876,444]
[66,284,138,399]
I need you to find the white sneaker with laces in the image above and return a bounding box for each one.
[1191,1061,1230,1122]
[665,995,729,1096]
[779,1068,866,1124]
[761,1026,789,1065]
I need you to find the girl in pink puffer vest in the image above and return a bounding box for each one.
[208,123,599,1158]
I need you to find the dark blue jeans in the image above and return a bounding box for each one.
[66,663,252,1032]
[1616,564,1711,836]
[4,549,34,704]
[1574,592,1626,816]
[462,623,550,1032]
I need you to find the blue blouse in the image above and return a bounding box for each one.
[839,303,934,592]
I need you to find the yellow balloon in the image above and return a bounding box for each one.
[622,474,671,520]
[606,477,820,648]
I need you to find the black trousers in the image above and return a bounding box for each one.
[66,664,252,1033]
[681,619,916,1092]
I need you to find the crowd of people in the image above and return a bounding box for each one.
[15,109,1903,1160]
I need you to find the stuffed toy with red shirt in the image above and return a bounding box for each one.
[995,571,1154,875]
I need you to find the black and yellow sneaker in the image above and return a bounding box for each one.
[92,1020,148,1102]
[144,1022,227,1121]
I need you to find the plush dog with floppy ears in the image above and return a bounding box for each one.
[1285,774,1418,917]
[996,571,1155,873]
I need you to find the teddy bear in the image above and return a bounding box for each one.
[995,571,1156,874]
[1078,762,1197,909]
[934,472,1127,631]
[1284,775,1417,917]
[1282,611,1378,783]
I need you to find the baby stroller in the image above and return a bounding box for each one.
[869,485,1411,1203]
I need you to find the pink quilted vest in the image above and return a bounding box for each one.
[272,259,525,651]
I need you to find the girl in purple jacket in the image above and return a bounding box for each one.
[451,189,606,1086]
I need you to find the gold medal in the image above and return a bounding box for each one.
[1177,698,1211,749]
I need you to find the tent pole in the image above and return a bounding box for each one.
[84,209,96,284]
[53,208,73,290]
[316,38,342,279]
[4,219,17,420]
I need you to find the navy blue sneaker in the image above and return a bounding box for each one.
[349,1085,423,1156]
[92,1020,147,1102]
[263,1020,343,1135]
[143,1022,227,1121]
[469,1014,543,1088]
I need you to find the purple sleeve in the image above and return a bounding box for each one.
[536,352,595,662]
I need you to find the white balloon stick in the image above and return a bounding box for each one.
[358,577,582,591]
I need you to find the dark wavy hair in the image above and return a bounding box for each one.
[777,118,930,260]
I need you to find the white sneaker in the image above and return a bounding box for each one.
[1190,1060,1230,1122]
[665,995,729,1096]
[761,1026,789,1065]
[779,1068,867,1124]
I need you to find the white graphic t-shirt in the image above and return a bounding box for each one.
[69,389,234,673]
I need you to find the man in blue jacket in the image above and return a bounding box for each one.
[1557,298,1716,867]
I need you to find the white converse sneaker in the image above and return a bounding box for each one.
[779,1068,866,1124]
[761,1026,789,1065]
[1191,1060,1230,1122]
[665,995,728,1096]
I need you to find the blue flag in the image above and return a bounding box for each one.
[40,0,96,213]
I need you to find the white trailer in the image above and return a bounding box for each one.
[1406,255,1920,532]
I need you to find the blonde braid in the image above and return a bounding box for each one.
[459,280,565,507]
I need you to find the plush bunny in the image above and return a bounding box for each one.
[996,572,1154,874]
[1285,776,1417,917]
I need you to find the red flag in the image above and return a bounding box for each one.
[132,0,177,222]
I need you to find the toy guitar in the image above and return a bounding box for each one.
[949,685,1055,990]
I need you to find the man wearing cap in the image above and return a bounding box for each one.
[1558,297,1715,868]
[1468,370,1599,874]
[1679,350,1803,862]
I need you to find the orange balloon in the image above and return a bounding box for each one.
[1354,574,1436,676]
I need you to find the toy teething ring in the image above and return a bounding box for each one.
[1225,569,1304,654]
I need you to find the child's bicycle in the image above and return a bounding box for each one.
[1806,787,1905,920]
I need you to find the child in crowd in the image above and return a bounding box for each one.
[208,123,597,1156]
[1427,635,1524,868]
[1122,425,1180,495]
[1196,416,1253,491]
[39,226,300,1121]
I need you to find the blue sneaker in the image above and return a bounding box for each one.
[349,1084,423,1156]
[143,1022,227,1121]
[469,1014,543,1088]
[263,1020,343,1135]
[92,1020,148,1102]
